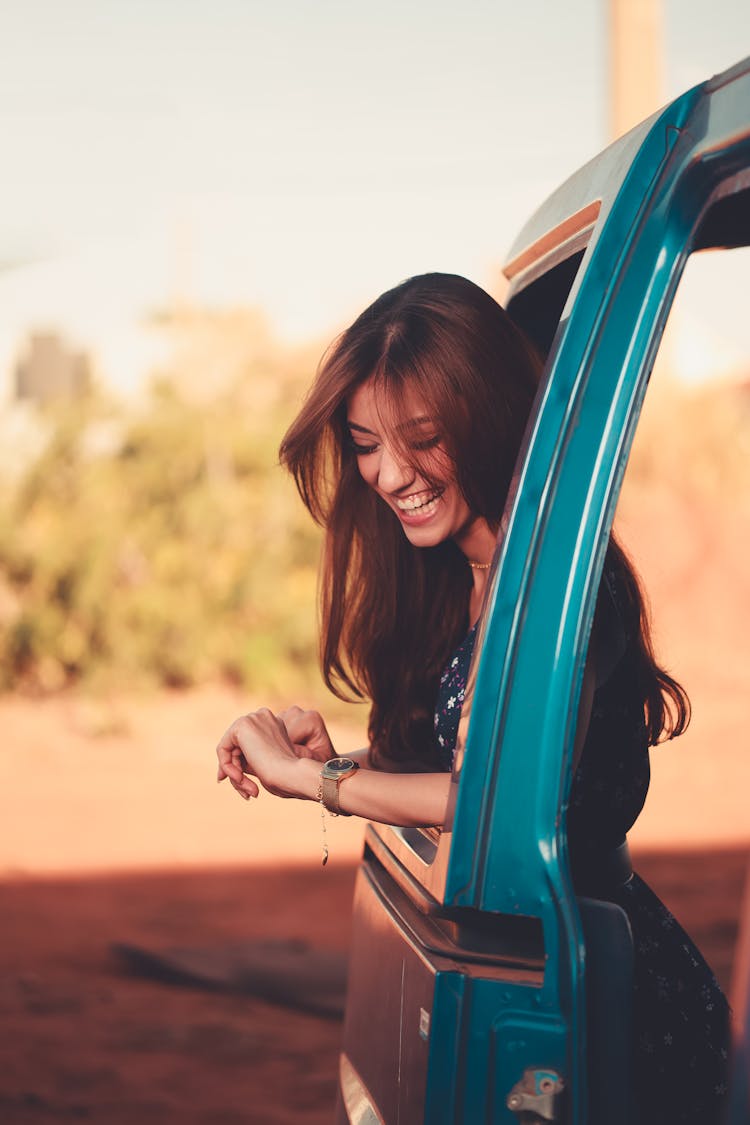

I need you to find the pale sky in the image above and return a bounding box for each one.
[0,0,748,394]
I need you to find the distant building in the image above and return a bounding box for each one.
[15,330,92,405]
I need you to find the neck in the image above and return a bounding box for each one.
[468,566,489,625]
[455,518,496,570]
[454,518,497,625]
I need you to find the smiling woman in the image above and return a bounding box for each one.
[214,272,727,1122]
[274,273,541,773]
[345,380,496,574]
[217,267,688,787]
[215,271,689,788]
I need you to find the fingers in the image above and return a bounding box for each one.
[216,742,245,785]
[214,709,297,802]
[217,749,248,782]
[277,706,334,762]
[277,705,311,741]
[231,775,259,800]
[215,717,255,794]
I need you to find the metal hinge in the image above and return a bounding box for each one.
[506,1067,565,1123]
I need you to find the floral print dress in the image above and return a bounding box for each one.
[433,568,730,1125]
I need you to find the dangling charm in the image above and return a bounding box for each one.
[317,783,329,866]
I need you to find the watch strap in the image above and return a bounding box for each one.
[319,759,359,816]
[321,773,348,815]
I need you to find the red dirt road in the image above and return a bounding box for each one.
[0,852,746,1125]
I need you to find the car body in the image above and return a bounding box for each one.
[336,55,750,1124]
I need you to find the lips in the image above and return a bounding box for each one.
[393,488,444,521]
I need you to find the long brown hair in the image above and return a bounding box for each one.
[279,273,688,769]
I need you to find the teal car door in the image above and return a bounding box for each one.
[337,55,750,1125]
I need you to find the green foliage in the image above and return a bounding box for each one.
[0,372,326,701]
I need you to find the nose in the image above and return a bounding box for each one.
[377,443,415,494]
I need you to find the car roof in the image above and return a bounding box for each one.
[502,54,750,296]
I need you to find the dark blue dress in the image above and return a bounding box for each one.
[433,571,730,1125]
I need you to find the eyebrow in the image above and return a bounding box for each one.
[346,415,434,436]
[400,415,434,432]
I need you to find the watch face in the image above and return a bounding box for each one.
[328,757,356,773]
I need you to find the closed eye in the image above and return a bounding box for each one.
[410,435,441,452]
[348,435,379,455]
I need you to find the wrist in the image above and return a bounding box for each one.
[294,756,324,802]
[319,756,361,815]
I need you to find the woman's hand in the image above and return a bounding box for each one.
[216,709,319,802]
[277,706,336,763]
[215,707,451,826]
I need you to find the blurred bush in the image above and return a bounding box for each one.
[0,313,330,701]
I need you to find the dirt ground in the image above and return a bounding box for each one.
[0,490,748,1123]
[0,851,746,1125]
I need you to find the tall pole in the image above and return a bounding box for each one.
[609,0,664,140]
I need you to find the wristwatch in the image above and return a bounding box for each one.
[320,757,360,816]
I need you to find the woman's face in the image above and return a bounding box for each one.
[346,379,483,552]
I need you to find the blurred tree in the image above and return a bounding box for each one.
[0,311,332,704]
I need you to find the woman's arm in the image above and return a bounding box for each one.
[216,709,451,828]
[313,758,450,827]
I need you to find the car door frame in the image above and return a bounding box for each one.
[342,55,750,1124]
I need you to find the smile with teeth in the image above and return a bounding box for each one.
[394,489,444,516]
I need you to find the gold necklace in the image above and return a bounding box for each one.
[468,559,492,570]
